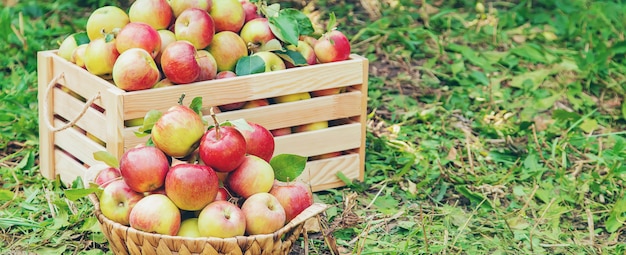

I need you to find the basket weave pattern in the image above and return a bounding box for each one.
[89,195,328,255]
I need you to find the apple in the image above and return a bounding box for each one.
[160,40,201,84]
[315,30,351,63]
[286,40,317,67]
[115,22,161,58]
[58,32,90,62]
[195,50,218,81]
[225,155,274,198]
[239,18,276,52]
[113,48,161,91]
[93,166,121,188]
[240,192,286,235]
[119,146,170,192]
[124,117,144,127]
[153,78,175,88]
[210,0,245,33]
[175,8,215,49]
[198,200,246,238]
[169,0,212,17]
[129,0,173,30]
[310,87,344,97]
[198,124,247,172]
[71,44,88,68]
[300,35,318,48]
[177,218,201,237]
[84,37,119,76]
[85,6,129,41]
[129,194,181,235]
[273,92,311,104]
[310,151,343,160]
[218,102,245,111]
[99,179,144,226]
[269,180,314,223]
[240,0,261,22]
[152,105,206,158]
[155,30,177,65]
[207,31,248,72]
[293,121,328,133]
[236,121,274,162]
[165,163,219,211]
[215,171,229,183]
[252,51,286,72]
[216,70,237,79]
[242,98,269,109]
[270,127,291,137]
[215,187,230,201]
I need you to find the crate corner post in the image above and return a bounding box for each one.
[37,51,57,179]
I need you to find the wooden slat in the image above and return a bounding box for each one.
[53,87,107,141]
[357,56,369,182]
[300,154,361,192]
[55,149,88,185]
[53,119,106,167]
[38,51,56,179]
[273,123,362,157]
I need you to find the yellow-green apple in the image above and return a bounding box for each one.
[124,117,144,127]
[155,29,177,65]
[71,44,88,68]
[85,6,129,40]
[240,192,286,235]
[169,0,212,17]
[314,30,351,63]
[160,40,201,84]
[310,87,344,97]
[177,218,201,237]
[239,18,276,52]
[269,180,314,223]
[129,0,173,30]
[293,121,328,133]
[195,50,218,81]
[242,98,269,109]
[236,121,275,162]
[198,200,246,237]
[153,77,175,88]
[215,187,230,201]
[198,124,247,172]
[240,0,261,22]
[115,22,162,58]
[210,0,245,33]
[93,166,121,188]
[99,179,144,226]
[113,48,161,91]
[84,37,119,76]
[252,51,286,72]
[129,194,181,235]
[175,8,215,49]
[207,31,248,72]
[119,146,170,192]
[165,163,219,211]
[286,40,317,67]
[152,105,205,158]
[225,155,274,198]
[273,92,311,104]
[270,127,291,137]
[58,32,90,61]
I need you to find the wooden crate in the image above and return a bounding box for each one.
[37,50,368,192]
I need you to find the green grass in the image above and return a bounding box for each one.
[3,0,626,254]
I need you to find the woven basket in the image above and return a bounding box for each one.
[89,194,328,255]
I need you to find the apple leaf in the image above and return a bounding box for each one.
[257,39,284,52]
[326,12,337,32]
[280,8,314,36]
[104,32,115,43]
[269,15,300,46]
[64,187,102,201]
[135,109,162,136]
[235,55,266,76]
[270,154,307,182]
[189,96,203,116]
[93,151,119,168]
[229,118,254,132]
[275,49,308,66]
[262,3,281,18]
[73,32,90,45]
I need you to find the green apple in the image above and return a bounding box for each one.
[84,37,120,76]
[252,51,286,72]
[177,218,201,237]
[86,6,129,41]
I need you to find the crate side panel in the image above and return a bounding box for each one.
[273,123,362,157]
[53,87,107,141]
[55,149,88,185]
[53,119,107,167]
[299,154,361,192]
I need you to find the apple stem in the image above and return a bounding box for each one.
[209,107,221,140]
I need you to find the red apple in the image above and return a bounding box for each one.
[129,194,181,235]
[216,70,237,79]
[314,30,351,63]
[225,155,274,198]
[115,22,161,58]
[198,124,247,172]
[210,0,245,33]
[215,187,230,201]
[269,180,314,223]
[270,127,291,137]
[198,200,246,237]
[177,218,201,237]
[239,18,276,52]
[119,146,170,192]
[86,6,129,41]
[129,0,173,30]
[242,98,269,109]
[207,31,248,72]
[99,179,144,225]
[236,121,275,162]
[151,105,206,158]
[218,102,245,111]
[175,8,215,49]
[240,0,261,22]
[165,163,219,211]
[169,0,212,17]
[93,166,121,187]
[113,48,161,91]
[195,50,218,81]
[241,192,286,235]
[84,37,119,76]
[160,40,200,84]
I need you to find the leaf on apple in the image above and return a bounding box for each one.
[269,15,299,46]
[134,109,162,136]
[189,96,203,116]
[280,8,314,36]
[257,39,283,52]
[229,118,254,132]
[275,49,308,66]
[262,3,281,18]
[93,151,120,168]
[73,32,90,46]
[235,55,265,76]
[270,154,307,182]
[64,187,102,201]
[326,12,337,32]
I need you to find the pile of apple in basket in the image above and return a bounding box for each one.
[83,95,317,238]
[57,0,352,91]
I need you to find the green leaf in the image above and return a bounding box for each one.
[280,8,314,36]
[263,3,281,18]
[606,198,626,232]
[269,14,300,46]
[235,55,266,76]
[270,154,307,181]
[64,188,101,201]
[136,109,162,135]
[327,12,337,32]
[455,185,493,210]
[93,151,119,168]
[275,49,308,66]
[257,38,283,52]
[104,33,115,43]
[73,32,90,45]
[336,171,353,186]
[189,96,203,116]
[0,189,14,201]
[229,118,253,132]
[470,71,489,86]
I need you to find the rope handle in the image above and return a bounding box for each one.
[43,72,101,133]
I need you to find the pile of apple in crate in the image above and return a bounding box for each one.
[57,0,356,249]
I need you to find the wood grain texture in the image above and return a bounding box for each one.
[53,87,107,141]
[273,123,362,157]
[300,153,361,192]
[53,119,106,168]
[54,149,87,185]
[37,51,56,179]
